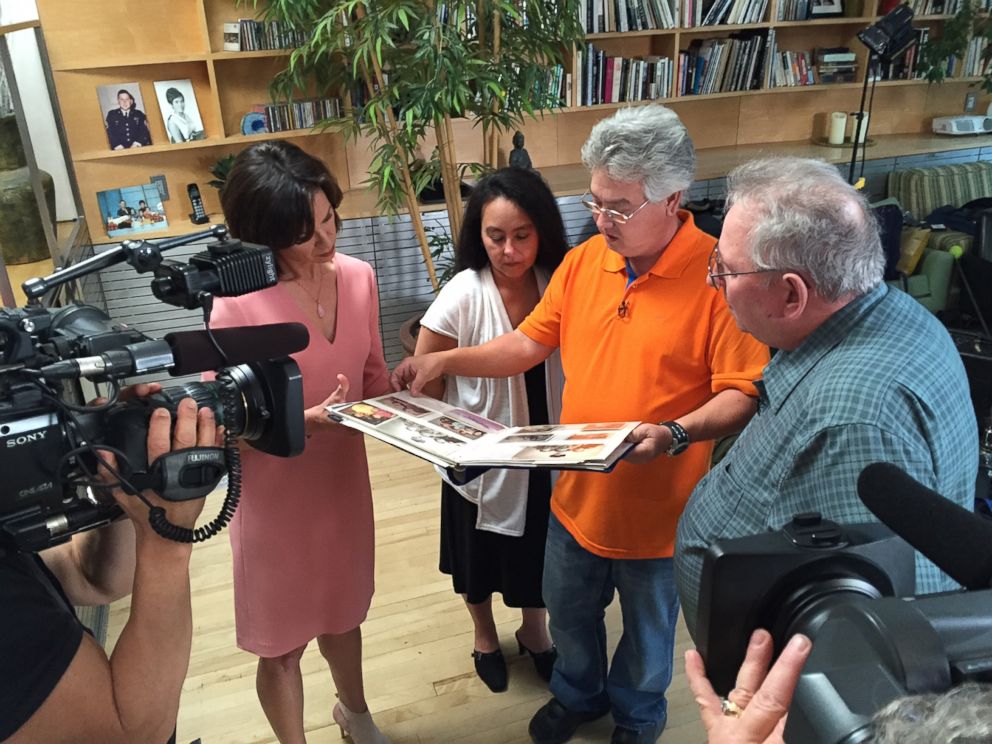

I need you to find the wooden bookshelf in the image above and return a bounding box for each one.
[34,0,992,239]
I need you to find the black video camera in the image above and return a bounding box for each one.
[0,226,307,554]
[697,503,992,742]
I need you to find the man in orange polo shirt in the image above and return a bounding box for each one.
[391,105,768,744]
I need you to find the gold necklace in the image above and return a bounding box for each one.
[295,270,326,318]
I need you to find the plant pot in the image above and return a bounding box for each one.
[0,115,56,265]
[399,314,422,356]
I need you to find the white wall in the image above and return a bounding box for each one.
[1,0,76,221]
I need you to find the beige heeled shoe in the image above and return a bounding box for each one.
[332,701,391,744]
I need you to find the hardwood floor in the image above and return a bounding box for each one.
[107,439,707,744]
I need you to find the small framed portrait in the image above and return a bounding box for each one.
[97,83,152,151]
[153,79,206,144]
[809,0,844,18]
[96,183,168,238]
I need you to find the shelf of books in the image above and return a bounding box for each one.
[34,0,992,240]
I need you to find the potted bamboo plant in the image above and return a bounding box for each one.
[917,1,992,90]
[256,0,584,291]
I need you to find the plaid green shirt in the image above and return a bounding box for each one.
[676,284,979,639]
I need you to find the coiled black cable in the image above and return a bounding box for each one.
[147,373,242,543]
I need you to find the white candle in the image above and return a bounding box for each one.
[850,111,870,144]
[828,111,847,145]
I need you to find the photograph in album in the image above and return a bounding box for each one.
[329,391,638,481]
[153,79,206,143]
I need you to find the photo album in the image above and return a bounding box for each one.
[328,391,637,480]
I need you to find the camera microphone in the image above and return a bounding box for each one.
[164,323,310,375]
[40,322,310,380]
[857,462,992,590]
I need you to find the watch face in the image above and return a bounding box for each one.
[663,422,689,455]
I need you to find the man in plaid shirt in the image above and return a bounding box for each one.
[675,157,979,639]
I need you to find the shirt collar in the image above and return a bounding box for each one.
[601,210,704,279]
[761,283,888,412]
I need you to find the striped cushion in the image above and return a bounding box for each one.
[888,161,992,222]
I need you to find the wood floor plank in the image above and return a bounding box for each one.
[106,437,707,743]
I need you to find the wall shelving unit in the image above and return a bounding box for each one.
[35,0,992,242]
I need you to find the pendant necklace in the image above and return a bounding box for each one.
[297,270,326,318]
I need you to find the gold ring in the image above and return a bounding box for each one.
[721,698,743,718]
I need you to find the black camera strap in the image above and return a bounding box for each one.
[123,446,226,501]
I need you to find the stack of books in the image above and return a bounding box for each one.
[876,28,929,80]
[678,32,768,94]
[577,43,674,104]
[817,47,857,84]
[223,19,310,52]
[768,48,815,87]
[695,0,769,26]
[776,0,812,19]
[254,97,343,133]
[578,0,679,33]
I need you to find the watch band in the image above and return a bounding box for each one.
[660,420,690,456]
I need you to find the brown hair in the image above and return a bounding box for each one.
[220,141,343,266]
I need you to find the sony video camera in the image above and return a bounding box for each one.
[0,226,307,553]
[696,463,992,743]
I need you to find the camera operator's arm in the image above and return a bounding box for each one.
[685,630,812,744]
[12,398,218,744]
[41,383,161,605]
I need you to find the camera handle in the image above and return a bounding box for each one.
[102,388,243,544]
[22,225,228,302]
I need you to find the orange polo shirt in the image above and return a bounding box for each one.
[518,212,769,559]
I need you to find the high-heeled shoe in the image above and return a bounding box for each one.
[332,700,392,744]
[472,648,508,692]
[516,631,557,683]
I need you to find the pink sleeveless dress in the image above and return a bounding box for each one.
[210,254,389,657]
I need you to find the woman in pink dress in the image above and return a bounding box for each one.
[212,141,390,744]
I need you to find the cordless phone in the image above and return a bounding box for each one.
[187,183,209,224]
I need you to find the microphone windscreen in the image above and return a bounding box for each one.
[165,323,310,376]
[857,462,992,590]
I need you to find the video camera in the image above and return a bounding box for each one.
[696,462,992,743]
[0,226,308,554]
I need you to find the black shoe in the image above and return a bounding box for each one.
[473,648,508,692]
[611,725,661,744]
[528,697,609,744]
[516,632,558,683]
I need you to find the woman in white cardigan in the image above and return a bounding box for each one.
[415,167,569,693]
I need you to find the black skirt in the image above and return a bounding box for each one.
[439,364,552,608]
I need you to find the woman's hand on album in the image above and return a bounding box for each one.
[685,629,812,744]
[389,353,446,395]
[304,373,358,436]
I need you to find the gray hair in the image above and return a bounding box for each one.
[869,684,992,743]
[726,157,884,302]
[580,105,695,202]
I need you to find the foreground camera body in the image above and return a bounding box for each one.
[0,227,306,553]
[698,513,992,743]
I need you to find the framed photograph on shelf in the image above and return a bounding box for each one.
[96,183,168,238]
[809,0,844,17]
[96,83,152,151]
[153,79,206,143]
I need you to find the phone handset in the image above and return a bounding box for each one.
[187,183,209,224]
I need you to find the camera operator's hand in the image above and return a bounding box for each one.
[98,396,222,530]
[304,373,358,436]
[13,393,224,744]
[685,630,812,744]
